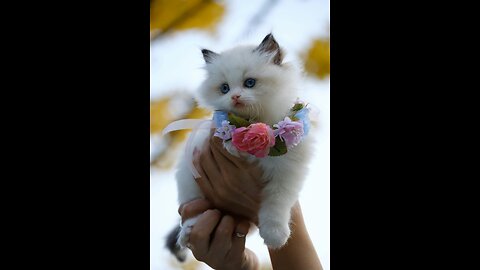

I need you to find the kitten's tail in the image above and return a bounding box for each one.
[165,224,187,262]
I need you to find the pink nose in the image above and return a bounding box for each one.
[231,95,241,101]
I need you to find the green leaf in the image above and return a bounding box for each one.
[290,116,299,121]
[291,103,304,112]
[269,137,288,156]
[228,113,250,127]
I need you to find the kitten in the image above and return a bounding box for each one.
[167,34,315,261]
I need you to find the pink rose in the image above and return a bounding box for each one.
[232,123,275,158]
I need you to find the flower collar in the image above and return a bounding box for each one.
[213,99,311,158]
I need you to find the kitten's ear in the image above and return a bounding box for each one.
[201,49,219,64]
[255,33,283,65]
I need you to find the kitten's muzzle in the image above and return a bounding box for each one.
[231,95,245,107]
[231,95,241,101]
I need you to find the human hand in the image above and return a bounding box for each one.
[193,136,264,224]
[179,199,259,270]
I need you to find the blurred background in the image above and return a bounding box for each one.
[150,0,329,269]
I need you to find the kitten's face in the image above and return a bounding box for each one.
[197,34,299,123]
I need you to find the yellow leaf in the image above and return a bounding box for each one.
[304,38,330,79]
[150,0,225,34]
[150,95,211,170]
[150,98,173,134]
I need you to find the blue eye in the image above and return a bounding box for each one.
[220,83,230,94]
[244,78,256,88]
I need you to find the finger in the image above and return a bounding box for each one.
[179,198,213,223]
[211,139,266,194]
[189,209,222,260]
[212,136,262,173]
[210,136,264,189]
[208,146,254,212]
[193,148,214,195]
[208,215,236,258]
[201,143,221,175]
[192,148,205,180]
[209,145,261,210]
[211,131,265,185]
[209,140,238,179]
[211,136,251,169]
[198,145,225,199]
[235,220,250,238]
[207,145,262,221]
[247,162,265,183]
[227,220,250,260]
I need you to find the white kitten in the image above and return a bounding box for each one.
[168,34,315,260]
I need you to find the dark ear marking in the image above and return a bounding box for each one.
[201,49,219,64]
[255,33,283,65]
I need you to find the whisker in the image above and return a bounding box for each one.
[250,103,257,121]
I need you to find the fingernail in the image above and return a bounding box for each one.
[235,232,246,238]
[206,209,220,216]
[204,209,215,215]
[235,221,250,237]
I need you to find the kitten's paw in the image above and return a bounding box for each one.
[259,221,291,249]
[177,217,198,248]
[177,226,192,248]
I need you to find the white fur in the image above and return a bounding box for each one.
[176,38,315,249]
